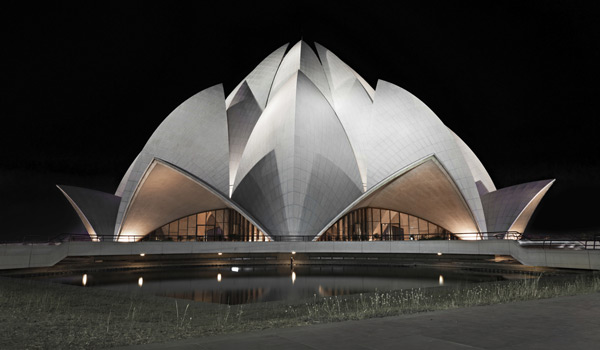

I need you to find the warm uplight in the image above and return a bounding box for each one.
[291,271,296,284]
[82,274,87,286]
[140,253,145,257]
[454,233,480,240]
[439,275,444,285]
[505,232,520,240]
[437,252,442,256]
[291,251,296,255]
[217,273,222,282]
[231,267,240,272]
[138,277,143,287]
[118,234,138,243]
[218,252,223,256]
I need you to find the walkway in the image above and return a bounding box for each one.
[3,240,600,270]
[112,292,600,349]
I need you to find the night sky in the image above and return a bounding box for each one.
[2,2,599,240]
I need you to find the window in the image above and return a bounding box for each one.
[148,208,269,242]
[319,208,453,241]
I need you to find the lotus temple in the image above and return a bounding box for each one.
[57,41,554,244]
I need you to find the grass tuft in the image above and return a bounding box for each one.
[0,272,598,349]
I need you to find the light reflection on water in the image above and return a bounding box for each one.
[41,265,507,305]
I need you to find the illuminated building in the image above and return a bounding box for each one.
[58,41,553,242]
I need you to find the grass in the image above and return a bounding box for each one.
[0,272,599,349]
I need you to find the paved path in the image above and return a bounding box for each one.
[111,292,600,349]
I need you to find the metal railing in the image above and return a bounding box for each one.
[317,231,523,241]
[518,234,600,250]
[0,234,69,245]
[1,230,529,244]
[0,233,275,244]
[4,231,598,248]
[315,232,458,242]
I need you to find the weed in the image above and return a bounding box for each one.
[0,272,598,349]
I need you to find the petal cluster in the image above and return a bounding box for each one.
[59,41,554,241]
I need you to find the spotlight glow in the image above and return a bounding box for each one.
[439,275,444,285]
[140,253,145,257]
[217,273,222,282]
[291,271,296,284]
[138,277,143,287]
[82,274,87,286]
[218,252,223,256]
[231,267,239,272]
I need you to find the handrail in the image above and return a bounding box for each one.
[1,230,530,244]
[518,238,600,250]
[318,232,457,242]
[2,231,597,248]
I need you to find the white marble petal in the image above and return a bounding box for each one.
[481,179,554,233]
[451,129,496,195]
[233,72,362,238]
[57,185,120,240]
[367,80,487,232]
[225,43,288,110]
[227,81,263,196]
[316,43,373,190]
[114,84,229,237]
[268,41,333,106]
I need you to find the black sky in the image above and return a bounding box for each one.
[2,1,599,240]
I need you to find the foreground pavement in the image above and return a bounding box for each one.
[111,292,600,350]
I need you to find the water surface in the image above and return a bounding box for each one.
[37,265,522,304]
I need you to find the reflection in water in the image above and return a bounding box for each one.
[317,285,357,297]
[151,286,269,304]
[41,265,513,305]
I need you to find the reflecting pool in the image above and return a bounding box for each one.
[39,265,518,304]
